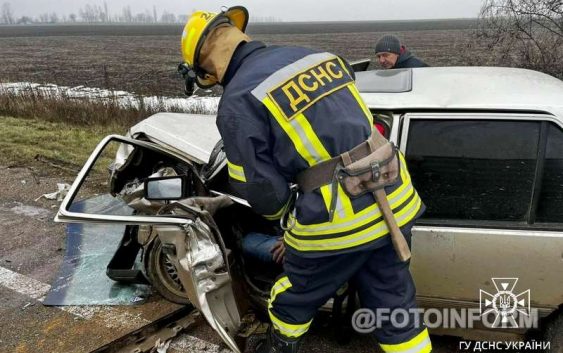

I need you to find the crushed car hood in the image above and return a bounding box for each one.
[128,113,221,165]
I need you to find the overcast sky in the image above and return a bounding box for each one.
[8,0,484,21]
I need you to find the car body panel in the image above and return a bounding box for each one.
[157,224,241,353]
[411,226,563,308]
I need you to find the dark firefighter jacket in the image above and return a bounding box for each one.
[216,41,424,257]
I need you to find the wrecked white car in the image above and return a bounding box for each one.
[56,67,563,351]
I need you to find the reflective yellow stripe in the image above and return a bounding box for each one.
[263,209,285,220]
[319,184,332,214]
[338,184,355,219]
[285,195,421,251]
[263,199,290,220]
[294,112,332,164]
[268,276,292,305]
[327,183,355,221]
[264,97,330,166]
[395,191,422,227]
[268,276,312,338]
[292,185,413,237]
[290,190,411,236]
[335,56,372,125]
[337,56,351,75]
[269,312,312,338]
[291,154,414,235]
[227,160,246,182]
[380,328,432,353]
[284,194,421,251]
[347,84,373,125]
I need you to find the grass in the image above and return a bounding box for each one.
[0,85,172,127]
[0,116,120,173]
[0,84,215,176]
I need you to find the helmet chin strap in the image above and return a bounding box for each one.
[178,63,197,96]
[178,63,220,96]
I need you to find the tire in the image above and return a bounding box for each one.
[146,238,191,305]
[543,310,563,353]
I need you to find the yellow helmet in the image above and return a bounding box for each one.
[180,6,249,92]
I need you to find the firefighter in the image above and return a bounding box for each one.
[180,6,432,353]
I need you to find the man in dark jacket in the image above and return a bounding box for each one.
[375,34,429,69]
[180,6,431,353]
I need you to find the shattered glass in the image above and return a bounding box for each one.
[44,194,151,306]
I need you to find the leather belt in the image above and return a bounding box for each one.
[296,134,377,193]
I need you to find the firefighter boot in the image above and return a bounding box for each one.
[255,328,302,353]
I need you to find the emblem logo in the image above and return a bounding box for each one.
[480,278,531,328]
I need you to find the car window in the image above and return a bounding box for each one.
[405,119,540,222]
[536,123,563,223]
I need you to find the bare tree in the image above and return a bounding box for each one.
[38,12,49,23]
[177,14,188,23]
[160,10,176,23]
[49,12,58,23]
[122,5,132,22]
[103,1,109,22]
[133,10,153,23]
[478,0,563,78]
[16,15,32,24]
[79,4,95,22]
[1,2,14,24]
[79,3,106,22]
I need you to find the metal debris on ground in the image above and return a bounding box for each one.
[152,338,171,353]
[35,183,71,202]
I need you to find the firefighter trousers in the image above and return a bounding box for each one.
[268,228,432,352]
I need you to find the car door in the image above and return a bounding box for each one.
[398,113,563,311]
[56,135,242,353]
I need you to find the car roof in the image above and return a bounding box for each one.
[356,67,563,120]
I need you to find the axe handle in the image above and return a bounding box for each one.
[374,189,411,262]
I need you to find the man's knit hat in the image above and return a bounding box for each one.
[375,35,401,55]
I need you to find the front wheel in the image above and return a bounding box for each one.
[145,238,190,305]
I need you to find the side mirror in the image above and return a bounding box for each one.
[144,176,187,200]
